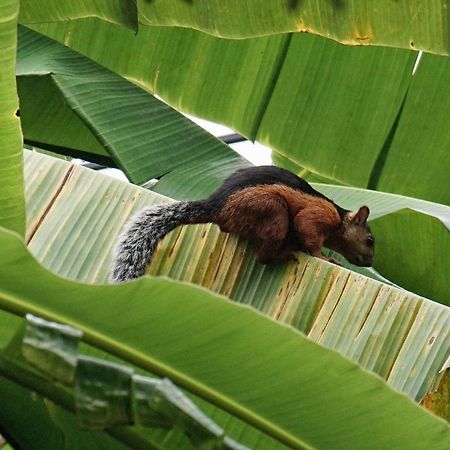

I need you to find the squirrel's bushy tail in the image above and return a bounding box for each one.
[110,201,210,282]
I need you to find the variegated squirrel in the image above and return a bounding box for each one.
[111,166,374,282]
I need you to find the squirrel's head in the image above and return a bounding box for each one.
[331,206,375,267]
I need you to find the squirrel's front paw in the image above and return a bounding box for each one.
[327,257,342,266]
[316,254,341,266]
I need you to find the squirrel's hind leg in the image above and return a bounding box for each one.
[215,187,294,264]
[251,199,293,264]
[255,240,296,265]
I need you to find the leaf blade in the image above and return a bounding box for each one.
[0,226,449,450]
[17,26,249,198]
[19,0,138,31]
[0,0,25,235]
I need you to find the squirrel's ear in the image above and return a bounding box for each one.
[349,206,370,225]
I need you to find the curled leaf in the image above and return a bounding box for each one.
[22,313,82,385]
[75,356,133,429]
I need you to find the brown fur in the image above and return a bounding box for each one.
[214,184,374,266]
[214,184,344,264]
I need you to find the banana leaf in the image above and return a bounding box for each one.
[16,26,248,198]
[19,0,137,30]
[19,0,450,55]
[25,150,450,305]
[24,151,450,404]
[30,21,450,205]
[0,226,449,449]
[0,0,24,235]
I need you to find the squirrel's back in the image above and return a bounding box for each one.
[204,165,348,218]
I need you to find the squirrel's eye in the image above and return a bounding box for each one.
[366,236,374,246]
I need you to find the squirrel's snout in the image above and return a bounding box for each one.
[354,254,373,267]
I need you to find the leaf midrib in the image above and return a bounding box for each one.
[0,289,311,450]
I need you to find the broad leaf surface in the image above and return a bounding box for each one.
[0,227,449,450]
[31,20,450,204]
[22,151,450,408]
[19,0,450,55]
[25,151,450,305]
[255,33,414,188]
[20,316,254,450]
[0,0,25,235]
[19,0,137,30]
[30,21,449,204]
[0,340,154,449]
[136,0,450,56]
[375,53,450,205]
[0,376,65,449]
[17,26,248,198]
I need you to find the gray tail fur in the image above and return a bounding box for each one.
[110,201,210,283]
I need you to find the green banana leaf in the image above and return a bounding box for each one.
[21,314,251,449]
[1,290,281,450]
[373,53,450,201]
[25,150,450,304]
[22,150,449,402]
[19,0,450,55]
[1,345,285,449]
[30,21,450,204]
[0,226,449,450]
[138,0,450,56]
[19,0,137,30]
[17,26,248,197]
[0,0,25,235]
[1,149,447,448]
[0,376,66,450]
[9,2,448,449]
[0,347,154,449]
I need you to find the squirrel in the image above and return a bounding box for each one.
[111,166,374,282]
